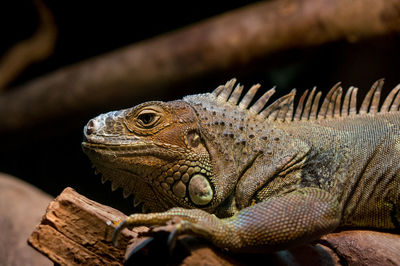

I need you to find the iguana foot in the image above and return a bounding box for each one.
[111,208,227,250]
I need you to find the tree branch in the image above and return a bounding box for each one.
[1,0,400,132]
[0,0,57,91]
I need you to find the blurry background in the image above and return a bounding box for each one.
[0,0,399,214]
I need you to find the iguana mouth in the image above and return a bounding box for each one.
[82,141,154,151]
[82,141,185,159]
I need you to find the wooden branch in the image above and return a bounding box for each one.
[28,187,400,265]
[28,187,134,265]
[1,0,400,132]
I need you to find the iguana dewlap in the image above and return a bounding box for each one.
[82,79,400,252]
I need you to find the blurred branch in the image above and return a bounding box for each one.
[1,0,400,132]
[0,0,57,91]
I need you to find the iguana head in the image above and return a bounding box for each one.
[82,98,237,213]
[81,79,295,214]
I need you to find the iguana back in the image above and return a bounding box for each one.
[284,112,400,229]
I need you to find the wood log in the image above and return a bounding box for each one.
[28,187,400,265]
[28,187,133,265]
[2,0,400,132]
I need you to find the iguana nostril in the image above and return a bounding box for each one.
[86,119,96,135]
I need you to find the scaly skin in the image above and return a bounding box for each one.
[82,79,400,253]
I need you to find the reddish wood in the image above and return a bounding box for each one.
[28,187,400,265]
[321,230,400,265]
[28,187,135,265]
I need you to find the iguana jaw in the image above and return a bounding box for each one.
[82,147,168,212]
[82,140,184,212]
[83,138,216,210]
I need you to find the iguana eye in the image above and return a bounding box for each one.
[137,110,160,128]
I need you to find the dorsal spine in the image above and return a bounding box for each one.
[211,78,400,122]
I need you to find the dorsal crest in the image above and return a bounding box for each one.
[211,78,400,122]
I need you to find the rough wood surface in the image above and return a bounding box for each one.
[28,187,135,265]
[28,187,400,265]
[2,0,400,132]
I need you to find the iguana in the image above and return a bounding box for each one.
[82,79,400,253]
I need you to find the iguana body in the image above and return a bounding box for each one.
[82,79,400,252]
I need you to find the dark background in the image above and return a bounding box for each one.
[0,0,399,214]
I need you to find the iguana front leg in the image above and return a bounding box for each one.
[113,187,340,253]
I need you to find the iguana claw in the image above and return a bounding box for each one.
[111,209,216,250]
[112,216,192,253]
[167,224,179,254]
[166,220,194,253]
[111,219,127,246]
